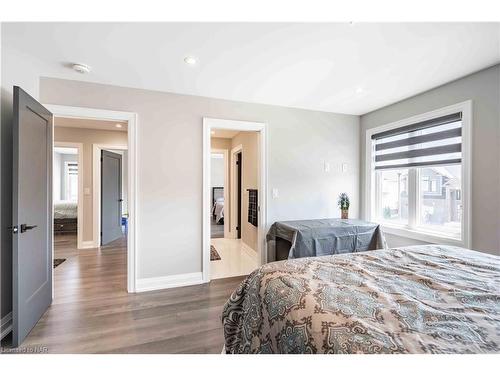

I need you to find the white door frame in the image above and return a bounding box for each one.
[93,144,128,249]
[44,104,138,293]
[203,118,267,283]
[53,141,84,249]
[211,148,230,239]
[229,144,243,239]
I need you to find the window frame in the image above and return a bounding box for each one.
[364,101,472,248]
[64,160,78,202]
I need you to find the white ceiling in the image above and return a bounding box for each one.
[54,147,77,155]
[54,117,128,132]
[211,129,240,139]
[3,22,499,115]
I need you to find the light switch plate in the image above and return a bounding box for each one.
[272,188,279,198]
[84,187,91,195]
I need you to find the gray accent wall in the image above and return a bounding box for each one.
[40,77,360,279]
[360,64,500,255]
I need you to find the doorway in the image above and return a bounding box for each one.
[45,104,137,293]
[236,151,242,239]
[203,118,267,282]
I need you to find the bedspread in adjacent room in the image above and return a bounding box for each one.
[266,218,388,261]
[222,245,500,354]
[54,200,77,219]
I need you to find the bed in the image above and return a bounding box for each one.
[222,245,500,354]
[267,219,388,261]
[54,201,77,234]
[212,187,225,224]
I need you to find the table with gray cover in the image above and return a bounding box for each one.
[267,218,388,261]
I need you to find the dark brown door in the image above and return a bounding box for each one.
[12,86,53,346]
[236,152,242,239]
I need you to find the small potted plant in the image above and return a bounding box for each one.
[337,193,350,219]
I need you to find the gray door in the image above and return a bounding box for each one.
[12,86,53,347]
[101,150,123,245]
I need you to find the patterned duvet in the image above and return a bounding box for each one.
[222,245,500,354]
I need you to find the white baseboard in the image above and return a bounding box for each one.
[1,312,12,340]
[241,242,258,262]
[79,240,97,249]
[136,272,204,292]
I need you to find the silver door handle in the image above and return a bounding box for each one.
[20,224,37,233]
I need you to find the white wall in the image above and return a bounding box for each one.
[39,78,360,280]
[360,64,500,255]
[210,154,225,188]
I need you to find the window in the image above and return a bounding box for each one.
[64,162,78,202]
[367,102,471,246]
[376,168,408,224]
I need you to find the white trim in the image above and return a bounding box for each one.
[211,148,230,239]
[45,104,138,293]
[364,100,472,248]
[1,312,13,340]
[229,144,243,240]
[203,118,268,283]
[54,141,84,250]
[80,240,97,249]
[241,242,258,262]
[93,143,128,248]
[136,272,204,292]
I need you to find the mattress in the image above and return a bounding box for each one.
[54,201,77,219]
[222,245,500,354]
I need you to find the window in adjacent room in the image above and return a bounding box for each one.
[64,161,78,202]
[368,102,471,246]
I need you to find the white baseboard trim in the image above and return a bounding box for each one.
[79,240,97,249]
[1,312,12,340]
[136,272,204,292]
[241,242,258,262]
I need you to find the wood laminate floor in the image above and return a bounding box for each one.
[11,234,245,354]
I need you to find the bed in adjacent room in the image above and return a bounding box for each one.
[222,245,500,354]
[54,200,78,234]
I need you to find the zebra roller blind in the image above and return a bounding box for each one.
[371,112,462,170]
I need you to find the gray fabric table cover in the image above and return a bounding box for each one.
[266,218,388,261]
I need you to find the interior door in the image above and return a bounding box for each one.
[101,150,123,245]
[12,86,53,347]
[236,152,242,239]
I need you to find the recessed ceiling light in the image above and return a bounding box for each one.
[184,56,197,65]
[115,124,123,128]
[356,87,365,94]
[72,63,92,74]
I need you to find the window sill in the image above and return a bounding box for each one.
[379,223,465,247]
